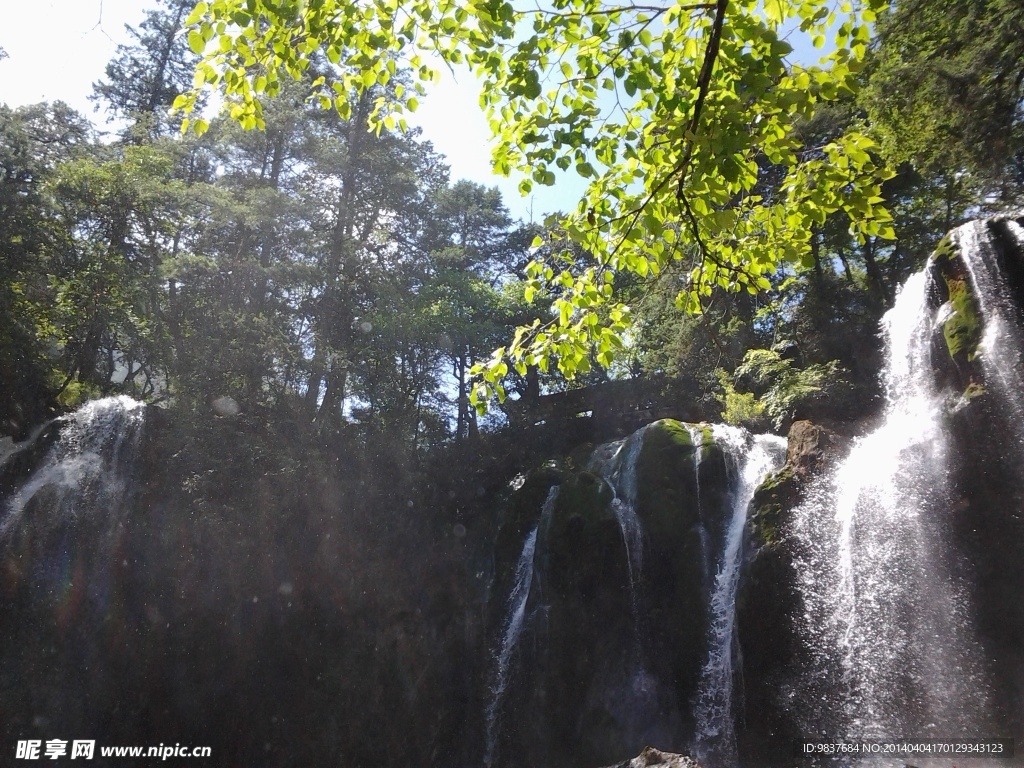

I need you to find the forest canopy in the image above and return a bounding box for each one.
[176,0,895,404]
[2,0,1022,444]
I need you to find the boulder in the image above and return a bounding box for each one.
[746,420,841,547]
[600,746,703,768]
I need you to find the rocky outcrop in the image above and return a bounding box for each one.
[600,746,703,768]
[929,213,1024,397]
[487,419,755,768]
[735,419,845,765]
[944,389,1024,746]
[929,232,986,394]
[746,420,841,547]
[922,215,1024,745]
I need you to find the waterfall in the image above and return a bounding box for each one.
[693,427,786,765]
[588,425,649,592]
[685,425,711,591]
[790,257,991,749]
[586,426,663,742]
[1,396,146,540]
[0,396,146,651]
[957,220,1024,446]
[484,485,559,768]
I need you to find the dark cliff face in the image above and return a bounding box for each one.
[937,216,1024,749]
[736,420,847,764]
[899,215,1024,749]
[0,405,486,767]
[945,386,1024,747]
[486,420,769,768]
[1,407,737,768]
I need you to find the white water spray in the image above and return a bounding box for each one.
[791,259,991,752]
[693,426,786,765]
[484,486,559,768]
[1,396,146,539]
[588,425,649,592]
[957,220,1024,446]
[686,425,712,591]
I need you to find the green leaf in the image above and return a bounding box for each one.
[185,2,208,26]
[188,30,206,55]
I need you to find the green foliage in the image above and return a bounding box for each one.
[0,49,537,445]
[0,104,99,427]
[44,144,184,393]
[748,464,796,545]
[721,347,841,428]
[863,0,1024,202]
[716,368,767,428]
[179,0,895,410]
[9,0,1017,452]
[92,0,201,139]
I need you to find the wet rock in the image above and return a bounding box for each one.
[600,746,703,768]
[487,420,740,767]
[736,420,843,765]
[929,232,985,393]
[747,420,840,547]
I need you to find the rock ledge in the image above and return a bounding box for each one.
[601,746,703,768]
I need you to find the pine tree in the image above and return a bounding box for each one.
[92,0,199,140]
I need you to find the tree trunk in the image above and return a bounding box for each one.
[455,350,468,442]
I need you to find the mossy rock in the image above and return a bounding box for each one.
[548,469,615,541]
[633,420,730,708]
[747,420,838,547]
[566,441,597,471]
[943,276,983,362]
[544,469,620,593]
[931,232,957,264]
[962,381,987,400]
[930,232,984,380]
[634,420,702,541]
[643,418,696,449]
[748,465,797,547]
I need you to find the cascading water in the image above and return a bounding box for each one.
[685,425,712,592]
[693,426,786,766]
[789,258,991,755]
[484,485,559,768]
[588,425,649,594]
[956,220,1024,447]
[0,395,147,701]
[586,426,663,743]
[1,396,146,542]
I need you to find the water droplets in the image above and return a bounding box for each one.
[789,242,992,743]
[693,427,786,766]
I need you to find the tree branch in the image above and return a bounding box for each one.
[675,0,728,199]
[588,0,728,268]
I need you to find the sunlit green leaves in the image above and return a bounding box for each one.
[183,0,894,410]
